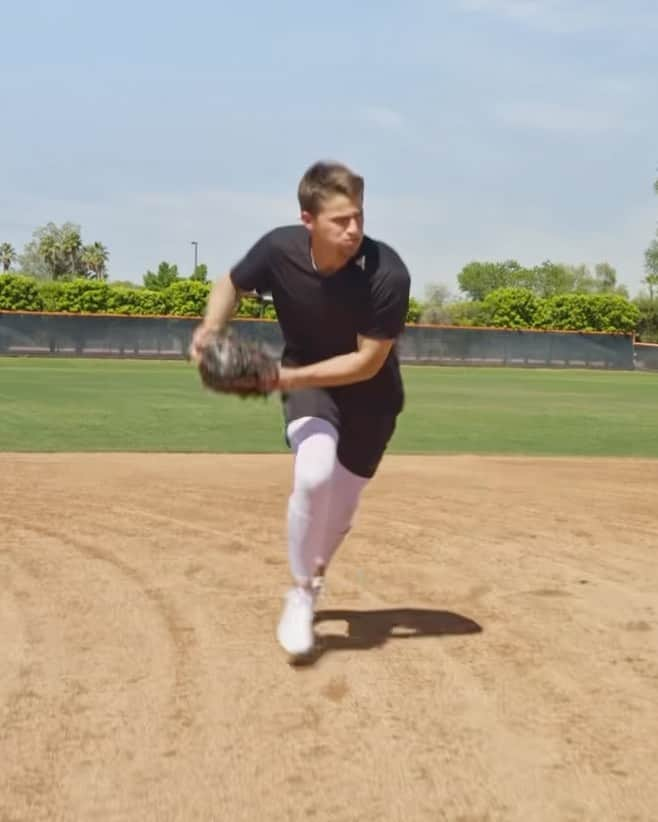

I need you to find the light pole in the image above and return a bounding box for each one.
[190,241,198,273]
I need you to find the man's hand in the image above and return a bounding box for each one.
[188,272,243,365]
[189,322,218,364]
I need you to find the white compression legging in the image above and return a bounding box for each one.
[286,416,369,585]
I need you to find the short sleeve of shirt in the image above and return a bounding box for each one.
[229,231,274,294]
[359,245,411,339]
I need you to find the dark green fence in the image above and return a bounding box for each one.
[0,311,636,370]
[634,343,658,371]
[398,325,634,369]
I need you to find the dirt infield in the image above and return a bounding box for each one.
[1,453,657,822]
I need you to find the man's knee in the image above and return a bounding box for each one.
[295,461,334,499]
[288,416,339,499]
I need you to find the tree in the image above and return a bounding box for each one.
[0,242,17,272]
[567,264,596,293]
[38,231,66,279]
[36,222,85,279]
[642,174,658,302]
[17,238,51,279]
[18,222,109,280]
[143,261,180,290]
[424,283,451,305]
[645,275,658,302]
[528,260,578,297]
[445,300,485,327]
[59,225,82,277]
[634,296,658,342]
[80,242,109,280]
[420,282,452,324]
[190,263,208,282]
[592,262,628,296]
[645,240,658,300]
[530,261,624,296]
[457,260,528,301]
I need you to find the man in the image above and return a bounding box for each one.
[190,160,411,658]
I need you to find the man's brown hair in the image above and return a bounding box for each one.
[297,161,364,215]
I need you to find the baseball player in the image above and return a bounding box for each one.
[190,160,411,658]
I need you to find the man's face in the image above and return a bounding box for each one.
[302,194,364,258]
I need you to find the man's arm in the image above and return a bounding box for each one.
[189,273,242,362]
[278,334,395,391]
[203,272,241,332]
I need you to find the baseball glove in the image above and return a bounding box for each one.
[196,331,279,399]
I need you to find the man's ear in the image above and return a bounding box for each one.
[300,210,314,231]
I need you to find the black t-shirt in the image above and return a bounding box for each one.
[229,224,411,414]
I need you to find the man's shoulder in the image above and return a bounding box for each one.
[361,235,410,287]
[260,224,307,251]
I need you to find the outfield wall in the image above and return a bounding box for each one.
[634,342,658,371]
[0,311,637,370]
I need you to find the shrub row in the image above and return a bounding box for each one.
[0,275,278,320]
[477,288,640,333]
[0,275,641,333]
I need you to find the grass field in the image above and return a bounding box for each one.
[1,356,657,456]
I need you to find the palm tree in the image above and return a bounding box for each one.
[60,227,82,277]
[81,242,109,280]
[0,242,16,272]
[38,234,62,279]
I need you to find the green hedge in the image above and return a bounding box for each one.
[472,288,639,334]
[533,293,639,332]
[480,287,540,329]
[0,274,44,311]
[0,274,643,334]
[105,286,168,316]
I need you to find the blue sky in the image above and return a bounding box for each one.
[2,0,657,298]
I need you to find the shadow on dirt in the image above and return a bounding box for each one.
[291,607,483,667]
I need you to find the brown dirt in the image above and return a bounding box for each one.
[1,453,657,822]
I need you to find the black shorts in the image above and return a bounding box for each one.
[282,387,398,479]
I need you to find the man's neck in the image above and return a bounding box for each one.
[310,239,351,274]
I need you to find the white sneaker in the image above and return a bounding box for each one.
[276,586,317,657]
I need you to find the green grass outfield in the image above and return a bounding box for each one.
[1,357,657,457]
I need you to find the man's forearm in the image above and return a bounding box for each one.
[203,273,241,332]
[280,351,377,390]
